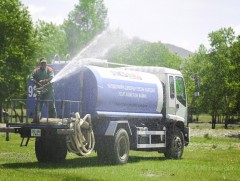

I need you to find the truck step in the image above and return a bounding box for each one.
[137,130,166,149]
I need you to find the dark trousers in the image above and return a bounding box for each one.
[35,91,57,119]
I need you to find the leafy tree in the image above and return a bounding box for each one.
[208,27,237,128]
[0,0,36,121]
[182,45,208,122]
[183,27,240,128]
[0,1,36,100]
[63,0,108,56]
[34,20,68,62]
[229,35,240,119]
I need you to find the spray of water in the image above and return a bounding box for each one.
[51,29,130,83]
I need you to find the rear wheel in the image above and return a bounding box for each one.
[164,127,184,159]
[97,137,111,164]
[112,129,130,165]
[97,129,130,165]
[35,136,67,163]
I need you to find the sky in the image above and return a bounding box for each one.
[21,0,240,52]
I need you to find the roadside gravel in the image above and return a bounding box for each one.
[1,123,240,138]
[190,124,240,138]
[0,123,5,128]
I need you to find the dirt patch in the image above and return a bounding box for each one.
[0,123,6,128]
[190,128,240,138]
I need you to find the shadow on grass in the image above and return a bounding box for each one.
[129,155,166,162]
[2,155,166,169]
[227,133,240,138]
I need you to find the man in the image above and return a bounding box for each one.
[29,58,56,120]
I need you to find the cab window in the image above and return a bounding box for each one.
[176,76,186,106]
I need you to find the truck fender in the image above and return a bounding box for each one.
[104,120,132,136]
[166,120,190,146]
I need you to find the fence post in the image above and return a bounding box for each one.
[0,102,2,123]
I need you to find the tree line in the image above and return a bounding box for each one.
[0,0,240,128]
[183,27,240,128]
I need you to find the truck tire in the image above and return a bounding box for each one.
[164,127,184,159]
[35,136,67,163]
[97,138,111,164]
[35,138,48,162]
[112,128,130,165]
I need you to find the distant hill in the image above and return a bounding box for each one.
[75,29,193,60]
[163,43,193,58]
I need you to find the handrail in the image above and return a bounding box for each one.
[9,99,82,125]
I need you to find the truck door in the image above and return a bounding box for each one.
[167,75,187,122]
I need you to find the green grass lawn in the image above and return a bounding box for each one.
[0,133,240,181]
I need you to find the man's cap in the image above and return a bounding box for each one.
[40,58,47,63]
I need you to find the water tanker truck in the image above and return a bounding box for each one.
[1,59,195,164]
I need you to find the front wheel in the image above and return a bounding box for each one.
[164,127,184,159]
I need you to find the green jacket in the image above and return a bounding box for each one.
[29,66,55,98]
[30,66,54,84]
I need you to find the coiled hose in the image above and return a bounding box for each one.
[66,112,95,156]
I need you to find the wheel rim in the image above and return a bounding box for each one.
[173,136,183,154]
[118,136,128,160]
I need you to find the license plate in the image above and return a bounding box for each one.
[31,129,41,137]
